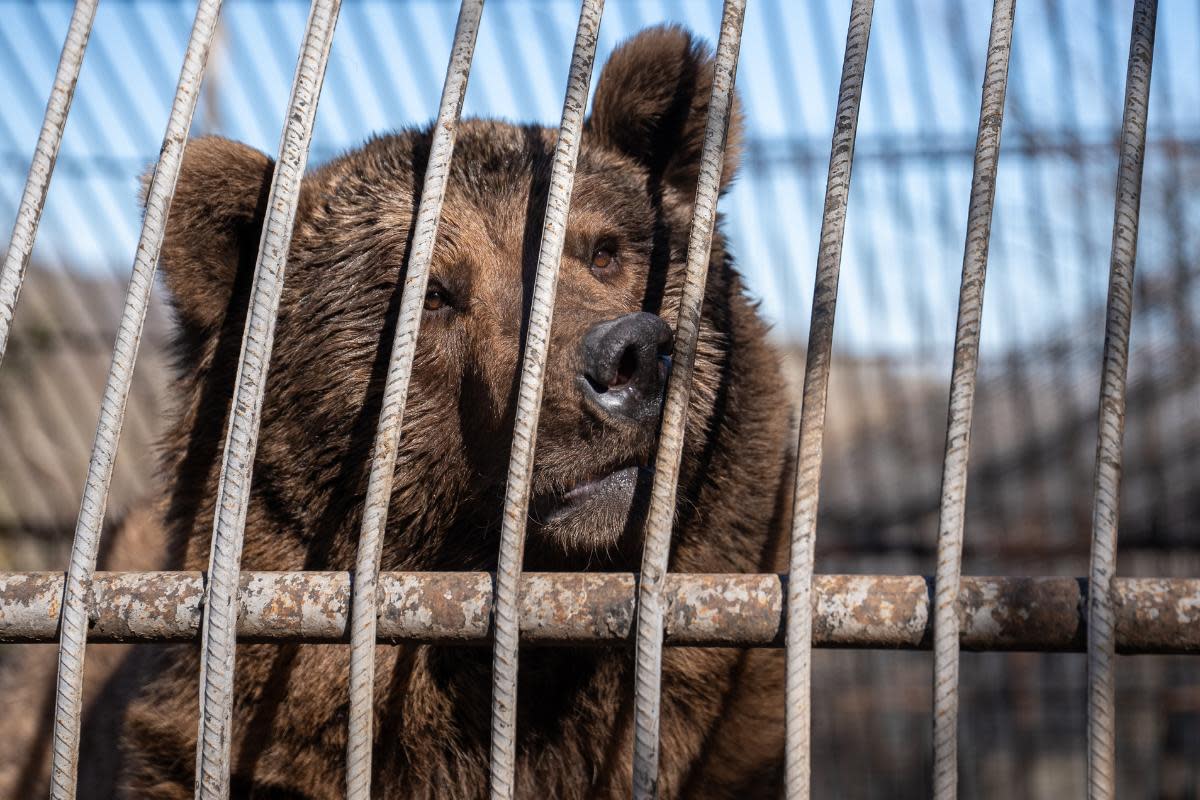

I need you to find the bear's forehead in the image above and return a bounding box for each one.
[322,119,647,217]
[303,119,655,276]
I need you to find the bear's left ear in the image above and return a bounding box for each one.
[147,137,279,349]
[587,25,742,196]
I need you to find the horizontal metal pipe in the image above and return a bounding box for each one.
[0,571,1196,653]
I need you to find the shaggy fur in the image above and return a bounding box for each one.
[13,26,797,798]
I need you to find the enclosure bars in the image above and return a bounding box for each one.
[0,3,1168,798]
[194,2,341,797]
[630,2,746,797]
[4,571,1200,652]
[345,3,483,798]
[931,2,1015,798]
[46,2,225,796]
[1087,2,1157,798]
[489,2,604,798]
[0,0,97,366]
[784,2,873,798]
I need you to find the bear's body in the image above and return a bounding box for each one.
[12,26,796,798]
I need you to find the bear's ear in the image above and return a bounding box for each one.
[149,137,275,342]
[587,25,742,195]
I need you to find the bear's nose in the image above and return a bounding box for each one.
[578,312,674,425]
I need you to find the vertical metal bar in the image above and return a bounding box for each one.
[931,2,1015,797]
[630,2,746,797]
[0,0,97,366]
[488,2,604,797]
[344,2,483,797]
[47,3,224,796]
[783,1,873,797]
[1087,2,1157,798]
[193,1,341,797]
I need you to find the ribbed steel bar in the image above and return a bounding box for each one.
[0,0,97,366]
[630,3,746,797]
[345,2,482,798]
[784,2,873,797]
[4,571,1200,653]
[194,1,340,797]
[931,2,1015,798]
[1087,2,1157,798]
[47,3,224,797]
[489,2,603,797]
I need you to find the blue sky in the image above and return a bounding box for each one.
[1,0,1198,357]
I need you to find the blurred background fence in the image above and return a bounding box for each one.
[1,0,1197,796]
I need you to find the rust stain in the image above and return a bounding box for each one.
[0,571,1196,652]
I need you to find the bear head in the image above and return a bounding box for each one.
[154,25,789,575]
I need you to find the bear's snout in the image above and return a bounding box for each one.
[578,312,673,426]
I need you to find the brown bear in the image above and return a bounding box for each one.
[19,25,797,798]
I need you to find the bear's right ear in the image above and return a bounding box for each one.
[151,137,274,341]
[587,25,742,196]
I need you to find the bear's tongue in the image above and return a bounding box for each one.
[531,464,644,526]
[561,465,637,503]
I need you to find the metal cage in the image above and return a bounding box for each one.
[0,1,1187,799]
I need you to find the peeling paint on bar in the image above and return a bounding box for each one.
[631,2,746,795]
[50,3,226,795]
[2,571,1198,653]
[932,3,1015,796]
[346,4,483,796]
[785,2,875,795]
[193,1,341,795]
[1086,2,1158,797]
[0,0,98,364]
[489,3,604,797]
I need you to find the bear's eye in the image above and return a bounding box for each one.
[424,283,452,313]
[590,243,619,276]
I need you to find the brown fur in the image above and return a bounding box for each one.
[54,26,794,798]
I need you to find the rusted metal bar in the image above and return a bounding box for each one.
[932,3,1015,798]
[632,2,746,797]
[785,1,874,798]
[0,0,97,367]
[345,3,482,798]
[489,2,603,798]
[195,1,341,797]
[49,2,225,797]
[2,571,1199,653]
[1087,2,1157,798]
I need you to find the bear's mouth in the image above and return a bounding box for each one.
[530,464,652,528]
